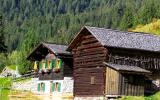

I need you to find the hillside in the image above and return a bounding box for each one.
[1,0,160,74]
[1,0,160,52]
[132,19,160,35]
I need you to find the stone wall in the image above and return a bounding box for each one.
[12,78,38,91]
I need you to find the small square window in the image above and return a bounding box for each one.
[91,76,95,84]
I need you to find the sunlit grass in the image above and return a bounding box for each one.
[0,78,12,100]
[7,65,16,70]
[9,90,41,100]
[131,19,160,35]
[121,92,160,100]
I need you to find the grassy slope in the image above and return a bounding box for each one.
[121,92,160,100]
[0,78,12,100]
[132,19,160,35]
[7,65,16,70]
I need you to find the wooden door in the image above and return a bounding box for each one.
[105,67,119,95]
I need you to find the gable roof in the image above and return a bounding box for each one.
[104,62,151,74]
[27,42,70,61]
[67,26,160,53]
[42,42,70,54]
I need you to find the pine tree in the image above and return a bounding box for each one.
[0,13,7,53]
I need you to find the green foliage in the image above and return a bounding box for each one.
[7,65,16,70]
[121,96,145,100]
[132,19,160,35]
[0,13,7,53]
[0,53,7,72]
[2,0,160,73]
[1,89,9,100]
[121,92,160,100]
[7,51,20,66]
[0,78,12,88]
[2,0,160,51]
[0,78,12,100]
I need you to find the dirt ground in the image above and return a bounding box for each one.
[9,92,73,100]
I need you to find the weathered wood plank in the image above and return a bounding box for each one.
[75,54,106,60]
[81,38,99,44]
[83,35,95,39]
[77,43,102,50]
[72,34,107,96]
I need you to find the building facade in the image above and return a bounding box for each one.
[67,26,160,100]
[27,42,73,96]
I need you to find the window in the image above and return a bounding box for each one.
[91,76,95,84]
[52,82,61,92]
[42,83,45,92]
[128,76,134,83]
[37,82,45,92]
[38,83,40,92]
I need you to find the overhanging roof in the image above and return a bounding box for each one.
[67,26,160,53]
[27,42,70,61]
[104,62,151,74]
[42,42,70,54]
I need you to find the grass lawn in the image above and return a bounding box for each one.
[0,89,10,100]
[7,65,16,70]
[121,92,160,100]
[0,78,12,100]
[15,77,31,82]
[9,90,41,100]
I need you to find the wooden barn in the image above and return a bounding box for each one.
[67,26,160,100]
[27,42,73,97]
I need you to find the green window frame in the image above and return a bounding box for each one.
[52,83,55,92]
[50,60,53,69]
[37,83,40,92]
[58,83,61,92]
[42,83,45,92]
[58,59,62,69]
[39,62,42,71]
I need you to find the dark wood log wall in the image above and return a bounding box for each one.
[107,48,160,70]
[39,64,64,80]
[39,57,73,80]
[72,33,107,96]
[63,58,73,77]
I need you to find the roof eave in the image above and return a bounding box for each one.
[66,26,86,51]
[104,45,160,54]
[27,42,55,61]
[26,42,43,60]
[67,26,104,51]
[119,70,151,75]
[103,62,151,75]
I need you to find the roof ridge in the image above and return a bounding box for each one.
[85,26,113,31]
[67,26,160,53]
[127,31,160,37]
[85,26,160,38]
[42,42,67,46]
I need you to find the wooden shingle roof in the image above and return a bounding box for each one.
[104,62,151,74]
[42,42,70,54]
[67,26,160,53]
[27,42,70,61]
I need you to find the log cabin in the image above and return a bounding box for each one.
[27,42,73,96]
[67,26,160,100]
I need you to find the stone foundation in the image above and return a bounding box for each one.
[74,97,104,100]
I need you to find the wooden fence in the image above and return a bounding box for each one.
[13,70,37,82]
